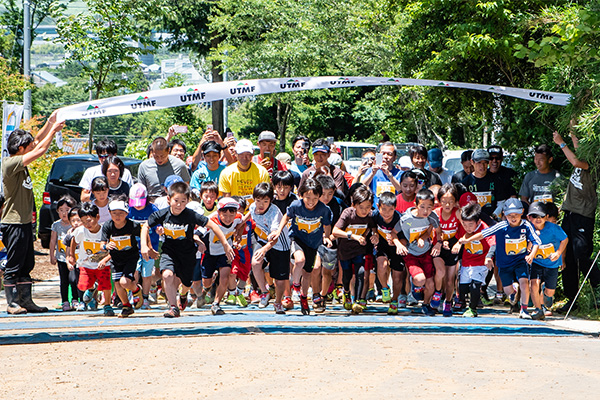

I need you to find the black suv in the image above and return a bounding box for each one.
[38,154,142,248]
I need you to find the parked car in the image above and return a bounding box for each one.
[334,141,377,175]
[38,154,141,248]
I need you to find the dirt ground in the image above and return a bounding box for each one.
[1,334,599,398]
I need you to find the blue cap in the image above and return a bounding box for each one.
[503,198,524,215]
[164,175,184,189]
[312,145,330,154]
[428,148,443,169]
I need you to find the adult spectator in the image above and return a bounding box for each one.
[187,126,235,173]
[137,137,190,200]
[219,139,270,199]
[461,149,498,218]
[190,141,227,190]
[519,144,561,204]
[253,130,288,178]
[487,145,517,202]
[101,156,130,198]
[352,149,376,186]
[299,138,349,196]
[553,131,600,311]
[79,139,133,202]
[409,144,441,188]
[1,111,64,314]
[289,135,311,176]
[361,142,403,204]
[168,139,187,162]
[398,155,412,171]
[451,150,474,184]
[428,148,453,185]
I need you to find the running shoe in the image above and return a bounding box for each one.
[119,306,134,318]
[462,307,477,318]
[398,294,407,308]
[157,287,166,302]
[164,305,181,318]
[141,299,151,310]
[300,296,310,315]
[493,292,504,305]
[381,287,391,303]
[314,300,326,314]
[430,291,442,309]
[531,308,545,320]
[334,286,344,303]
[62,301,72,312]
[274,303,286,315]
[178,294,188,311]
[387,301,398,315]
[133,287,143,309]
[291,286,302,302]
[76,302,86,312]
[442,301,453,317]
[352,302,364,314]
[103,305,115,317]
[480,285,490,302]
[259,292,271,309]
[83,289,94,304]
[358,299,367,309]
[542,305,552,317]
[509,292,518,306]
[88,298,98,311]
[413,286,424,301]
[510,302,520,314]
[236,294,248,307]
[519,309,532,320]
[250,290,261,304]
[366,288,376,302]
[282,296,294,310]
[343,292,353,311]
[211,303,225,315]
[421,304,436,316]
[225,294,237,305]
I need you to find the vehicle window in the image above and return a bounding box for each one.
[444,158,462,173]
[49,161,94,184]
[345,146,375,161]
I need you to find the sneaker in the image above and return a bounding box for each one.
[453,299,463,311]
[421,304,435,316]
[462,307,477,317]
[141,299,151,310]
[196,293,207,308]
[381,287,391,303]
[211,303,225,315]
[62,301,73,312]
[430,291,442,309]
[119,306,134,318]
[83,289,94,304]
[352,302,364,314]
[480,285,490,302]
[225,294,237,305]
[164,305,181,318]
[236,294,248,307]
[442,301,452,317]
[157,288,166,302]
[259,292,271,309]
[314,300,326,314]
[398,294,407,308]
[274,303,286,315]
[509,292,518,306]
[178,294,188,311]
[413,286,424,301]
[291,286,301,302]
[250,290,261,303]
[103,305,115,317]
[407,292,418,306]
[76,302,86,312]
[358,299,367,309]
[334,286,344,303]
[542,305,553,317]
[343,292,353,311]
[387,301,399,315]
[300,296,310,315]
[282,296,294,310]
[268,285,276,300]
[366,288,376,302]
[531,308,545,320]
[493,292,504,305]
[88,298,98,311]
[519,309,532,319]
[133,287,143,309]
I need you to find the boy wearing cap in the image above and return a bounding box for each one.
[527,202,568,320]
[128,183,160,308]
[100,196,144,317]
[428,148,452,185]
[219,138,270,202]
[461,149,499,219]
[460,198,541,319]
[190,140,227,190]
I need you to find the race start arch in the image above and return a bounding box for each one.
[56,76,570,122]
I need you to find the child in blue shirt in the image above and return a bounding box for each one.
[460,198,541,319]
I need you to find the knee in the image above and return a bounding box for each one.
[162,270,174,280]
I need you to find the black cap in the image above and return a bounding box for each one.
[527,201,546,217]
[487,145,503,157]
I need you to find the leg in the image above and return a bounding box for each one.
[530,279,542,309]
[162,269,179,307]
[57,261,71,303]
[433,257,445,292]
[320,268,333,297]
[215,267,231,304]
[445,264,457,302]
[251,259,268,292]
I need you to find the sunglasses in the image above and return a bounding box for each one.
[417,179,425,185]
[489,156,502,161]
[220,207,238,213]
[529,214,544,219]
[98,154,109,159]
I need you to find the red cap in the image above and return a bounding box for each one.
[459,192,477,208]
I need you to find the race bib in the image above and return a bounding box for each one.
[535,243,555,259]
[296,217,321,234]
[254,226,269,242]
[378,226,392,238]
[441,228,457,241]
[505,237,527,255]
[409,226,429,243]
[164,227,186,240]
[347,224,368,237]
[533,194,553,203]
[111,235,133,251]
[376,181,395,197]
[0,239,5,253]
[465,241,483,255]
[473,191,492,207]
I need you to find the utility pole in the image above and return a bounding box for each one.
[23,0,32,121]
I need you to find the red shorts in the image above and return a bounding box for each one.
[404,252,434,279]
[231,258,251,282]
[78,266,112,291]
[364,253,374,272]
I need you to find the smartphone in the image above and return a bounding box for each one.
[327,136,334,146]
[264,151,271,159]
[226,131,234,138]
[207,124,213,131]
[376,153,383,166]
[174,125,188,134]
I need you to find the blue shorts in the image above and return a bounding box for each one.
[136,257,155,278]
[498,261,528,288]
[200,254,231,280]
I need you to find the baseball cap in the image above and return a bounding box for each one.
[329,153,343,167]
[428,148,443,169]
[471,149,490,163]
[164,175,184,189]
[312,144,330,154]
[128,183,147,208]
[459,192,477,208]
[503,198,524,215]
[217,197,240,211]
[235,139,254,154]
[487,145,503,157]
[108,199,129,213]
[276,152,291,164]
[527,201,546,217]
[399,155,412,169]
[202,141,221,154]
[258,131,277,142]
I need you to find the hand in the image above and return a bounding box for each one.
[324,237,333,248]
[155,226,164,236]
[560,261,566,271]
[458,237,468,245]
[260,157,272,170]
[252,248,266,264]
[379,162,389,174]
[485,258,494,270]
[451,242,462,254]
[225,244,235,263]
[372,163,381,172]
[50,256,57,265]
[52,120,66,133]
[196,241,206,253]
[570,133,580,149]
[386,233,394,246]
[370,234,379,245]
[525,253,535,265]
[431,242,442,257]
[105,241,117,250]
[417,238,425,248]
[268,231,280,243]
[47,109,59,125]
[397,244,408,256]
[552,131,564,146]
[549,252,560,262]
[67,255,76,267]
[224,136,236,148]
[67,263,74,271]
[141,246,151,261]
[98,259,107,270]
[354,234,366,246]
[148,248,159,260]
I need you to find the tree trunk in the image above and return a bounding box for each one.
[211,36,224,136]
[276,99,292,152]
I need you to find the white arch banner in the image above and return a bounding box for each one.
[56,76,570,122]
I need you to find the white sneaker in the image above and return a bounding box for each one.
[141,299,151,310]
[259,292,271,308]
[291,288,301,302]
[519,309,532,320]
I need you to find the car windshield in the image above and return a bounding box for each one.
[49,160,94,184]
[345,146,375,161]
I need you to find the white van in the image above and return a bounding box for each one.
[334,141,377,175]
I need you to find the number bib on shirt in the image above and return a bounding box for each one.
[111,235,133,251]
[376,181,395,197]
[409,226,429,243]
[346,224,368,236]
[505,237,527,255]
[473,191,492,207]
[535,243,555,259]
[533,194,553,203]
[465,240,484,255]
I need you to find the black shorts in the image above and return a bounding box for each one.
[261,248,291,281]
[160,250,196,287]
[375,242,405,272]
[201,254,231,280]
[530,263,559,290]
[111,259,137,282]
[433,243,460,266]
[291,239,317,273]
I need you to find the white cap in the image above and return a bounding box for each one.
[108,200,129,213]
[235,139,254,154]
[399,155,412,169]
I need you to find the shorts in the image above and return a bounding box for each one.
[530,263,559,290]
[340,254,365,272]
[317,245,338,271]
[232,255,251,282]
[498,261,529,288]
[112,259,137,282]
[404,252,434,279]
[160,250,196,287]
[459,265,489,285]
[375,242,405,272]
[433,246,460,266]
[291,239,317,273]
[364,253,374,273]
[78,266,111,291]
[200,254,231,280]
[259,248,291,281]
[136,257,155,278]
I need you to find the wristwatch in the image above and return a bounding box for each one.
[346,231,352,240]
[560,142,567,149]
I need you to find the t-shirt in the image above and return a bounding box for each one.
[108,180,130,199]
[457,221,495,267]
[488,166,517,201]
[325,197,343,227]
[395,194,416,213]
[451,169,469,184]
[206,212,243,256]
[437,168,454,185]
[101,219,141,266]
[190,161,227,190]
[92,200,110,225]
[72,226,106,270]
[79,164,133,191]
[299,165,349,195]
[461,173,498,217]
[286,199,332,248]
[147,207,209,254]
[532,222,568,269]
[289,161,308,176]
[51,220,71,262]
[562,167,598,219]
[335,207,376,261]
[481,220,541,269]
[128,203,160,250]
[363,167,403,205]
[250,203,290,251]
[1,156,33,224]
[273,193,298,216]
[372,209,403,250]
[200,201,217,217]
[422,169,442,188]
[137,155,191,198]
[399,208,440,256]
[434,207,460,242]
[519,169,561,204]
[218,162,270,199]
